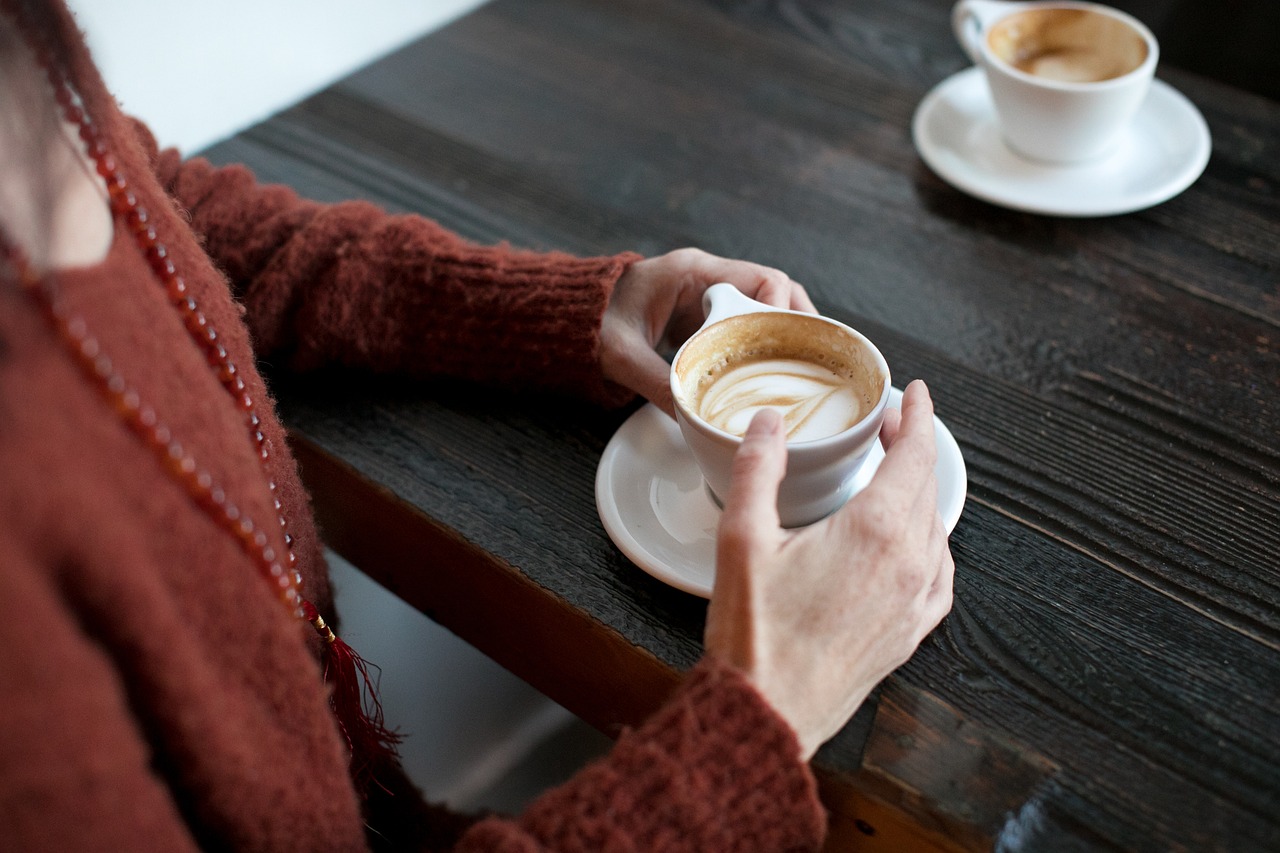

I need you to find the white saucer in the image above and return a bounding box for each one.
[912,67,1211,217]
[595,387,967,598]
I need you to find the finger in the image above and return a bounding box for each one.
[691,255,814,314]
[873,381,937,489]
[923,521,955,629]
[786,281,817,314]
[910,467,940,518]
[718,409,787,557]
[751,272,812,314]
[879,406,902,451]
[600,321,679,416]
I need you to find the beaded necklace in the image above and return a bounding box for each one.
[0,0,399,794]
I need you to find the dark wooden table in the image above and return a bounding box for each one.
[206,1,1279,849]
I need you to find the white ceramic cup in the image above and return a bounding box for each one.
[952,0,1158,163]
[669,284,890,528]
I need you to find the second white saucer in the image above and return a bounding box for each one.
[595,388,968,598]
[912,67,1211,217]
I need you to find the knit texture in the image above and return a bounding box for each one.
[459,658,825,852]
[0,3,825,850]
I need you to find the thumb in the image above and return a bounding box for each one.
[719,409,787,543]
[601,331,677,417]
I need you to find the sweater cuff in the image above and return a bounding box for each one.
[461,657,825,851]
[412,247,644,409]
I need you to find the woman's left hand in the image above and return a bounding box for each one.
[600,248,814,416]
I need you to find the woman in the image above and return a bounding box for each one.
[0,1,954,849]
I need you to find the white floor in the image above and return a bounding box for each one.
[64,0,611,814]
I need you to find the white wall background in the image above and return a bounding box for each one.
[67,0,483,154]
[62,0,611,812]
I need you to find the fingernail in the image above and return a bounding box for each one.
[747,408,782,437]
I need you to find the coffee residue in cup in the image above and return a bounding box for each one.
[988,8,1148,83]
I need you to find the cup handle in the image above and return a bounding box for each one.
[699,282,775,328]
[952,0,1013,65]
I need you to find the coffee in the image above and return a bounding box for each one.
[987,8,1148,83]
[670,285,891,527]
[696,358,864,441]
[674,312,881,443]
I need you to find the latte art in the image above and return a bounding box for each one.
[697,358,865,441]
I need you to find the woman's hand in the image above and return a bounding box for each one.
[704,380,955,759]
[600,248,814,416]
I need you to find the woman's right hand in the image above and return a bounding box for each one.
[703,380,955,759]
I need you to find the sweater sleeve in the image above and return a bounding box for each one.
[136,122,640,407]
[455,658,826,852]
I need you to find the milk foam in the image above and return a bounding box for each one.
[697,358,863,441]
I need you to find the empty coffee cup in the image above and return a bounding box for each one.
[952,0,1158,163]
[670,284,890,528]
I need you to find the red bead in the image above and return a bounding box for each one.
[9,68,310,627]
[95,153,117,179]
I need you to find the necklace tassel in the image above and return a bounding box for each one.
[305,602,403,797]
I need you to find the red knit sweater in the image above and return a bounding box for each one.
[0,5,825,851]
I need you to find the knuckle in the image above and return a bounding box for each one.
[731,439,771,480]
[896,563,929,596]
